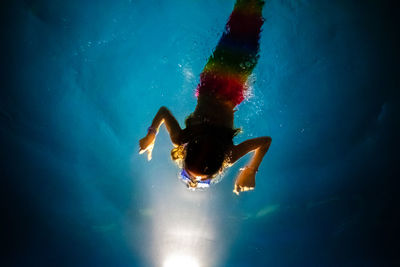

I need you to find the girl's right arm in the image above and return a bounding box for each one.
[139,106,183,160]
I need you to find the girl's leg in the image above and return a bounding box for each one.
[196,0,265,106]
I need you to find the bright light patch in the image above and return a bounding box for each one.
[163,254,200,267]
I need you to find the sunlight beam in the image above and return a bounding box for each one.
[163,254,200,267]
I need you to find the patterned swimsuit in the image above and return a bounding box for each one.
[196,0,265,106]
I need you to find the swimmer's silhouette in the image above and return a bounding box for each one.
[139,0,271,195]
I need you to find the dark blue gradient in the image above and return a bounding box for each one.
[1,0,399,266]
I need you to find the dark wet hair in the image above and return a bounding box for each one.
[184,135,227,176]
[182,125,238,177]
[170,113,240,178]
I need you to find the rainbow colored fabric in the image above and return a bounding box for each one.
[196,0,265,106]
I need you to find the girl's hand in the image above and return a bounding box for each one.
[233,166,256,195]
[139,132,156,161]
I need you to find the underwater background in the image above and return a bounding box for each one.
[1,0,399,266]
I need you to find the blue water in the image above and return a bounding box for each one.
[2,0,399,266]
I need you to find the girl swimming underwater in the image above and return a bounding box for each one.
[139,0,271,195]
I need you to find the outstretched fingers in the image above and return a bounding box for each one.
[139,142,154,161]
[139,133,156,161]
[233,184,255,195]
[233,167,256,195]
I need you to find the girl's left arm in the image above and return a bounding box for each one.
[228,137,272,195]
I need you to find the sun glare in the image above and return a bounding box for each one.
[163,254,200,267]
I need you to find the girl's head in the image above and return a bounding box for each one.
[171,131,234,189]
[184,135,227,178]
